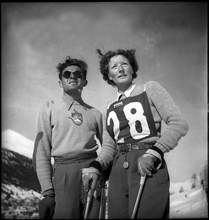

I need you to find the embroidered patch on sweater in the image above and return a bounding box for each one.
[68,109,83,125]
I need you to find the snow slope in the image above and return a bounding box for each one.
[2,129,34,159]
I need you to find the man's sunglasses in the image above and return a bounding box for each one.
[62,70,84,79]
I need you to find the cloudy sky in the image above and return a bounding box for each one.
[1,2,207,182]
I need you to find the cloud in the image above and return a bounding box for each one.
[2,2,106,24]
[126,2,207,34]
[4,2,206,33]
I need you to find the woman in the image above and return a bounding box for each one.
[82,49,189,219]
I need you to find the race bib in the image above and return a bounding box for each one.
[106,92,157,143]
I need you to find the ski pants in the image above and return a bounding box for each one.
[108,145,170,219]
[52,157,100,219]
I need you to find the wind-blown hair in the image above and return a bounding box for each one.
[57,56,88,80]
[96,49,138,86]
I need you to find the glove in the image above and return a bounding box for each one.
[82,167,101,194]
[137,154,159,176]
[38,196,55,219]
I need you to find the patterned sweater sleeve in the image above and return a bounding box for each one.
[146,81,189,154]
[96,109,117,171]
[32,101,54,196]
[95,111,103,145]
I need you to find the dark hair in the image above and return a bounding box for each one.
[96,49,138,86]
[57,56,88,80]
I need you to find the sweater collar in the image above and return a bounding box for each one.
[62,95,84,110]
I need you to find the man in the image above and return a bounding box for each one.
[33,56,103,219]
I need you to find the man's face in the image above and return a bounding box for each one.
[59,65,87,93]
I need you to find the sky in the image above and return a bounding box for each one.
[1,2,207,182]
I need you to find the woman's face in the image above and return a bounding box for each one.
[108,55,133,88]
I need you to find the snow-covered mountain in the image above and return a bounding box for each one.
[1,129,41,191]
[1,129,41,219]
[2,129,34,159]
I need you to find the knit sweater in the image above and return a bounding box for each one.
[33,95,103,194]
[96,81,189,170]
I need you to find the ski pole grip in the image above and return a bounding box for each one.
[140,175,146,184]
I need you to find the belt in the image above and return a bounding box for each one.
[54,152,97,165]
[117,142,151,153]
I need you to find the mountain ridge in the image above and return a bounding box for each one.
[1,129,41,219]
[2,129,34,159]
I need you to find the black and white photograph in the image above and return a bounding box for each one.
[1,2,208,219]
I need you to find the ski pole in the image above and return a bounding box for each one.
[131,175,146,219]
[84,188,94,219]
[98,177,107,219]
